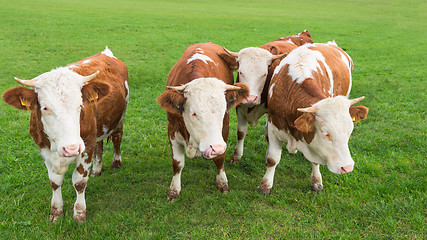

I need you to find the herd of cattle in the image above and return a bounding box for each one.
[2,30,368,222]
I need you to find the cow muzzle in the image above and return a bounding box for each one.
[338,165,354,174]
[242,95,260,105]
[203,145,226,159]
[61,144,82,157]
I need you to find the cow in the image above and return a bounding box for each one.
[2,47,129,222]
[226,30,314,163]
[157,42,249,201]
[258,41,369,194]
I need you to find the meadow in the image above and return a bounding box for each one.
[0,0,425,239]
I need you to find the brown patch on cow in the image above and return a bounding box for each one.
[76,164,85,175]
[237,130,245,141]
[258,178,271,195]
[172,159,181,175]
[266,157,277,168]
[265,133,269,143]
[212,155,225,174]
[294,113,316,133]
[50,180,60,191]
[74,181,87,194]
[167,189,180,202]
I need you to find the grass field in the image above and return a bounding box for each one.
[0,0,426,239]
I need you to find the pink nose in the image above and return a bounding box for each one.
[339,165,354,174]
[62,144,81,157]
[203,145,226,159]
[242,95,259,105]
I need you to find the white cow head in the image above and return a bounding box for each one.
[222,47,286,105]
[294,95,369,174]
[157,78,249,159]
[2,68,110,157]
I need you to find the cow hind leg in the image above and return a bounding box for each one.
[231,110,248,164]
[72,155,91,222]
[91,140,103,176]
[111,127,123,169]
[311,163,323,192]
[168,137,185,201]
[213,155,229,193]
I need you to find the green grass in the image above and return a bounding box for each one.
[0,0,426,239]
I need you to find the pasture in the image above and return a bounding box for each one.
[0,0,425,239]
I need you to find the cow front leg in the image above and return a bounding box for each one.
[48,170,65,222]
[91,140,103,176]
[213,155,229,193]
[311,163,323,192]
[72,154,91,222]
[231,108,248,163]
[167,137,185,201]
[258,122,283,195]
[111,127,123,169]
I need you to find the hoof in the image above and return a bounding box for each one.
[91,170,102,177]
[73,211,87,223]
[311,184,324,193]
[230,156,240,164]
[257,186,271,195]
[111,164,121,170]
[167,189,179,202]
[216,183,230,193]
[49,214,62,222]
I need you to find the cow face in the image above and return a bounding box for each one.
[157,78,249,159]
[2,68,109,157]
[222,47,286,106]
[295,96,368,174]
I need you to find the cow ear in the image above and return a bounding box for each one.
[82,82,110,103]
[2,86,38,110]
[157,89,186,115]
[349,106,369,123]
[294,113,316,133]
[225,82,250,110]
[219,49,239,71]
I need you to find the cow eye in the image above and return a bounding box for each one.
[192,112,198,118]
[41,106,50,114]
[322,131,330,140]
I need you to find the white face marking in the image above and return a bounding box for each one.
[181,78,227,153]
[237,47,272,102]
[186,53,215,65]
[306,96,355,173]
[101,46,117,59]
[33,68,86,156]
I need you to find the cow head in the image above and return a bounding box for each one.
[294,96,369,174]
[221,47,286,106]
[157,78,249,159]
[2,68,110,157]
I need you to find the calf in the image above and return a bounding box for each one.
[258,41,368,194]
[157,43,249,201]
[228,30,314,163]
[2,47,129,222]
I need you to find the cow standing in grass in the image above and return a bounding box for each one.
[258,41,369,194]
[2,47,129,222]
[223,30,313,163]
[157,43,249,201]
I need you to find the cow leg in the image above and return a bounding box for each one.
[311,163,323,192]
[111,127,123,169]
[72,154,91,222]
[91,140,103,176]
[258,122,283,195]
[168,137,185,201]
[213,154,229,193]
[47,170,65,222]
[231,108,248,164]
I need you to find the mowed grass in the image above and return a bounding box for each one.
[0,0,425,239]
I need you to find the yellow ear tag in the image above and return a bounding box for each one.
[20,98,29,107]
[352,117,356,122]
[89,92,99,102]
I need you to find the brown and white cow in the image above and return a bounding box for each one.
[228,30,314,163]
[157,43,249,201]
[2,47,129,222]
[258,41,368,194]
